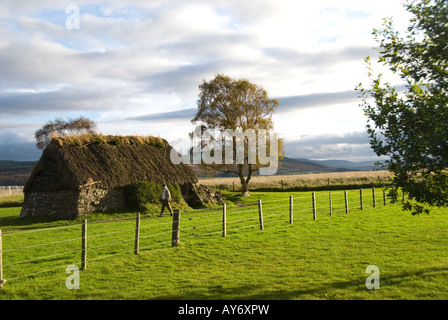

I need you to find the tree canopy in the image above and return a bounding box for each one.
[192,74,284,195]
[356,0,448,214]
[35,116,97,150]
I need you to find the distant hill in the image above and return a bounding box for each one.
[276,157,336,174]
[295,158,386,171]
[0,157,384,185]
[191,157,355,177]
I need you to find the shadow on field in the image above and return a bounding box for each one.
[0,208,63,231]
[151,265,448,300]
[151,277,368,300]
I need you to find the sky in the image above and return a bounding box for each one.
[0,0,412,162]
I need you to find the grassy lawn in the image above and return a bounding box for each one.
[0,189,447,300]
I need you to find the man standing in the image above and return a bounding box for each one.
[160,184,173,217]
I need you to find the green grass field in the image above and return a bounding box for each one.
[0,189,447,300]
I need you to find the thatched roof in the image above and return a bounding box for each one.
[24,135,197,192]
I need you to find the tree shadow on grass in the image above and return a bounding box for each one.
[151,278,367,300]
[151,266,448,300]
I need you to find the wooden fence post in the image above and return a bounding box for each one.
[345,191,349,214]
[81,219,87,271]
[372,187,376,208]
[360,189,363,210]
[223,203,227,237]
[134,213,140,255]
[312,192,317,220]
[383,189,387,206]
[289,196,293,224]
[172,209,181,247]
[329,192,332,217]
[258,200,264,230]
[0,230,5,289]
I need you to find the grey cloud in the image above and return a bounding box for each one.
[283,131,378,161]
[140,61,225,96]
[0,39,138,88]
[126,89,359,122]
[262,46,375,68]
[0,90,86,116]
[0,142,41,161]
[276,90,358,113]
[126,107,196,122]
[291,132,370,146]
[158,32,250,61]
[0,84,138,116]
[0,129,42,160]
[0,42,75,86]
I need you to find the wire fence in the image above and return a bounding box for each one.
[0,186,24,198]
[0,187,398,288]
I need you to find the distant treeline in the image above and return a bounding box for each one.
[0,160,36,185]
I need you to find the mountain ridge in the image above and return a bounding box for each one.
[0,157,385,185]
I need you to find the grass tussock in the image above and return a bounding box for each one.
[52,134,166,148]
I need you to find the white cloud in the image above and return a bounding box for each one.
[0,0,410,161]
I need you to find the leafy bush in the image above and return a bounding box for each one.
[167,183,182,203]
[154,137,165,148]
[124,181,162,209]
[110,136,123,146]
[124,181,186,211]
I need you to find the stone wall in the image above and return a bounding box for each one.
[21,184,220,219]
[181,183,224,208]
[77,186,126,214]
[20,190,79,219]
[21,187,126,219]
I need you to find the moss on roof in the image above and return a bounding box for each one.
[24,135,197,192]
[52,134,166,148]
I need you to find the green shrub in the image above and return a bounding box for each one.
[110,136,123,146]
[168,183,182,203]
[154,137,165,148]
[124,181,186,211]
[124,181,162,209]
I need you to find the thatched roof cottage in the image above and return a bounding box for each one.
[21,135,200,219]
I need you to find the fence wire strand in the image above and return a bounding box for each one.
[1,187,391,286]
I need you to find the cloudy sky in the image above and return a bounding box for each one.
[0,0,411,162]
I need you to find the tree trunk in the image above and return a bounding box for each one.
[237,165,248,196]
[238,164,254,197]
